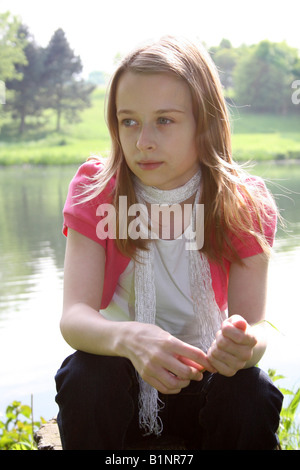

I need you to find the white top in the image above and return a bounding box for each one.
[101,232,225,348]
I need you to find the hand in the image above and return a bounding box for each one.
[125,322,215,394]
[206,315,257,377]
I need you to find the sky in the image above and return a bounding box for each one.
[1,0,300,77]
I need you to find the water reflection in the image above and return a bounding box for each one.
[0,166,75,419]
[0,163,299,421]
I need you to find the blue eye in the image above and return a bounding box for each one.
[122,119,137,127]
[157,117,172,125]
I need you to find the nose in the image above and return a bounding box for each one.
[136,124,156,151]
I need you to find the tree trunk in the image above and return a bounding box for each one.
[19,110,25,134]
[56,106,61,132]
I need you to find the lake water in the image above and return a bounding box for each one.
[0,162,299,422]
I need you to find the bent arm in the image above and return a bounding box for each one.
[60,228,131,356]
[228,252,269,367]
[207,252,270,375]
[60,228,214,393]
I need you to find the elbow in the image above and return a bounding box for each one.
[59,305,77,348]
[59,314,72,347]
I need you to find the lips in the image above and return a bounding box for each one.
[138,161,163,170]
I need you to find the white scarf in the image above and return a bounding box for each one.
[133,169,222,436]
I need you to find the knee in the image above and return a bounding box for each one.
[198,368,283,449]
[209,367,283,423]
[238,368,283,410]
[55,351,138,403]
[250,368,283,425]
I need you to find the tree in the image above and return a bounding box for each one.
[0,12,27,82]
[0,12,27,130]
[6,25,45,133]
[42,28,95,131]
[210,39,240,91]
[233,40,300,113]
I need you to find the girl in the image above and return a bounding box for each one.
[55,36,283,450]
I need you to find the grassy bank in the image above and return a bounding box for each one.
[0,88,300,165]
[230,109,300,161]
[0,88,110,166]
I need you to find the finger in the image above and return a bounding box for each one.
[207,345,247,377]
[143,370,189,395]
[218,341,254,363]
[147,377,183,395]
[207,339,252,375]
[173,342,216,373]
[176,356,209,378]
[175,363,204,382]
[222,322,257,347]
[227,314,248,331]
[164,370,191,389]
[206,354,238,377]
[159,354,204,382]
[215,329,254,355]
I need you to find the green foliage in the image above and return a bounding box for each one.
[210,38,300,113]
[2,19,95,134]
[0,399,45,450]
[6,25,46,133]
[1,21,300,136]
[0,12,27,132]
[233,40,300,113]
[0,12,27,82]
[209,39,241,91]
[1,26,300,161]
[42,28,96,132]
[268,369,300,450]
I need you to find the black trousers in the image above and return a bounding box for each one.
[55,351,283,450]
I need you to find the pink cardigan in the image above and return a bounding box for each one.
[63,160,276,311]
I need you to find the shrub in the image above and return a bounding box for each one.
[0,398,45,450]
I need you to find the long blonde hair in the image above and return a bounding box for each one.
[81,36,277,264]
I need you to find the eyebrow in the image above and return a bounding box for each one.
[116,108,185,116]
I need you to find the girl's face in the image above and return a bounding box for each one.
[116,72,200,190]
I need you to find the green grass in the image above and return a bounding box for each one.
[0,87,111,165]
[232,132,300,161]
[0,88,300,165]
[229,107,300,161]
[0,137,109,166]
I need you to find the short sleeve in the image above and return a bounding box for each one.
[228,176,277,259]
[210,177,277,311]
[62,159,115,247]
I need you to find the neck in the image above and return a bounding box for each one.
[133,168,202,205]
[134,170,202,240]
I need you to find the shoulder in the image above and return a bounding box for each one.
[63,157,117,244]
[242,174,274,206]
[240,173,269,196]
[228,174,277,258]
[68,157,116,202]
[71,157,104,182]
[242,174,277,231]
